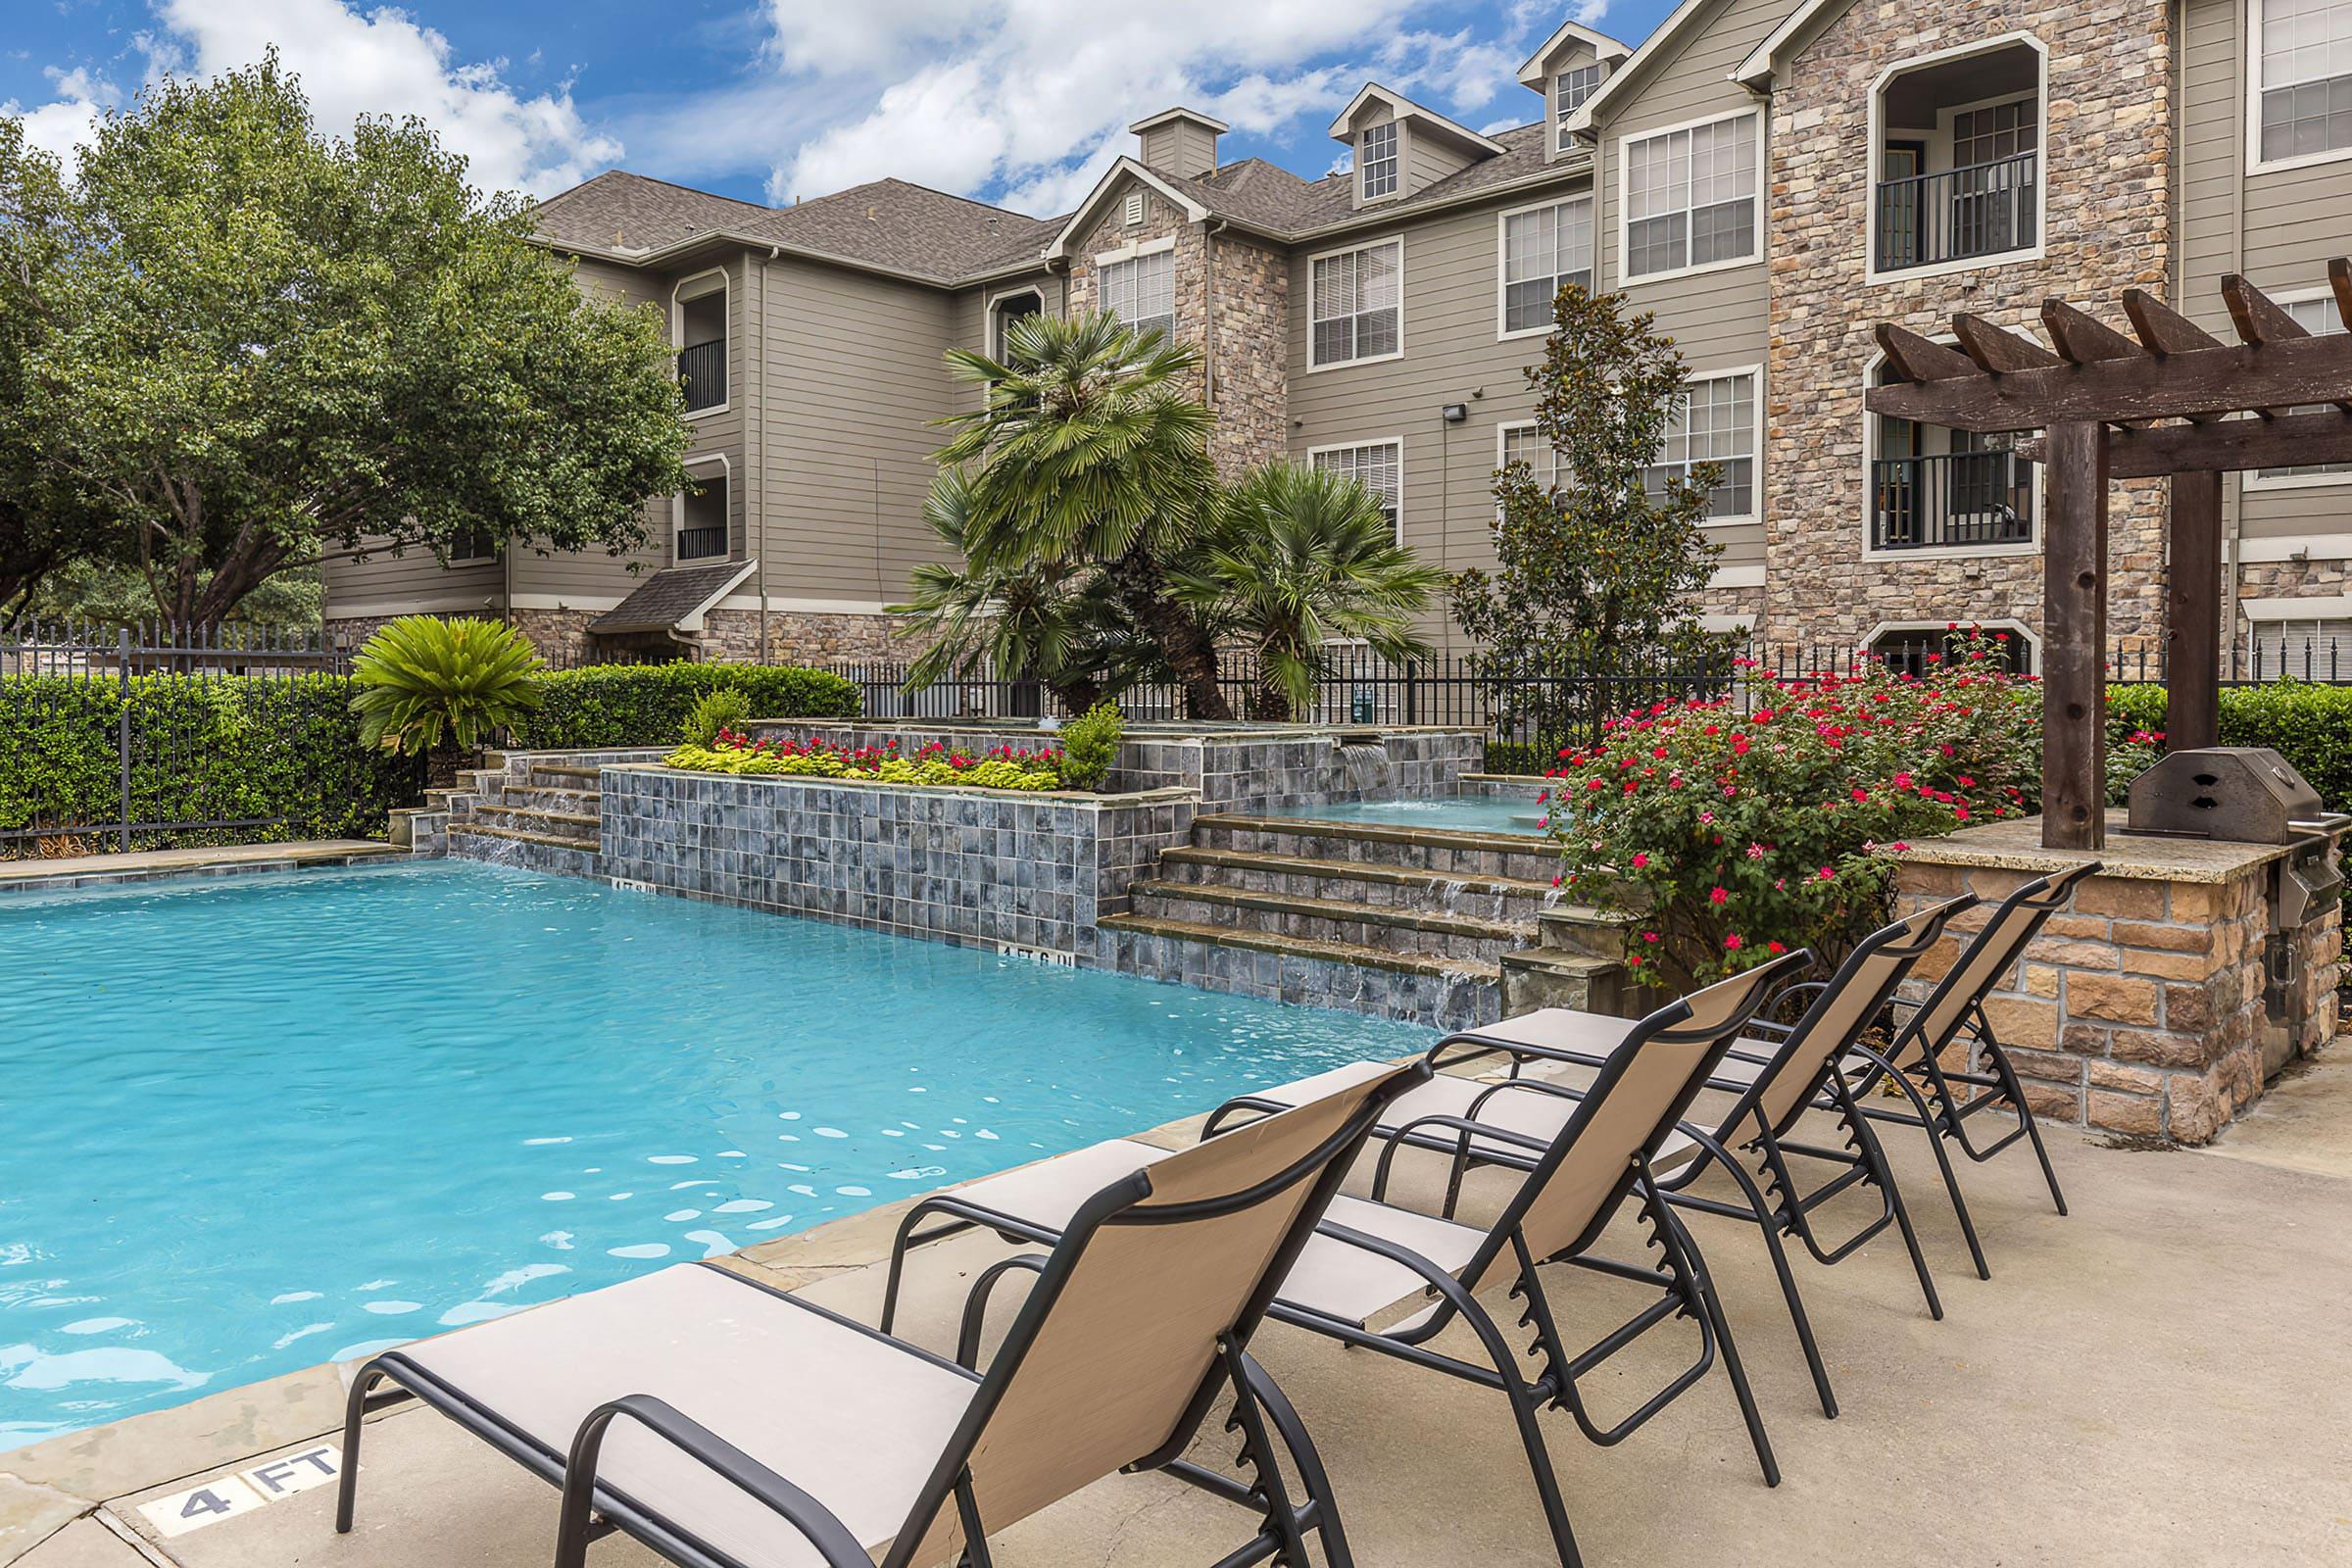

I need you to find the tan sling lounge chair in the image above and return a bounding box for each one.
[333,1059,1426,1568]
[879,954,1808,1568]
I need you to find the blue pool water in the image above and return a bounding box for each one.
[0,861,1428,1447]
[1264,795,1552,836]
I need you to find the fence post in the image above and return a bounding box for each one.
[117,625,132,853]
[1404,660,1419,725]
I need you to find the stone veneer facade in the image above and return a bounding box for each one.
[1759,2,2176,648]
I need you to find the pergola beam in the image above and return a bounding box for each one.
[1952,312,2064,373]
[1874,322,1978,383]
[2012,408,2352,476]
[1865,332,2352,431]
[2122,288,2225,356]
[2040,300,2145,366]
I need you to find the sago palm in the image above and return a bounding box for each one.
[934,311,1231,718]
[350,614,545,782]
[1174,463,1446,721]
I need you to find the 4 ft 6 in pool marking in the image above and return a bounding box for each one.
[136,1443,346,1539]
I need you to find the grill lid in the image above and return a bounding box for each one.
[2125,747,2326,844]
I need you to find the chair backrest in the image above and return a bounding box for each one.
[1462,950,1812,1295]
[886,1059,1424,1568]
[1889,862,2100,1068]
[1731,896,1976,1135]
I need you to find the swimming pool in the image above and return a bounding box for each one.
[1263,795,1551,836]
[0,861,1427,1447]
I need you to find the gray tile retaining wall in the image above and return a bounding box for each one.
[599,764,1197,962]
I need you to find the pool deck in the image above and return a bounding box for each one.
[0,841,403,895]
[5,1054,2349,1566]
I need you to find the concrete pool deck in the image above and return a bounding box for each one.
[5,1055,2349,1567]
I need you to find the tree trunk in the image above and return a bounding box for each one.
[1111,551,1231,721]
[1246,662,1294,722]
[424,739,468,792]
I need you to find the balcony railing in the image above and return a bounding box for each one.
[675,524,729,562]
[1875,151,2038,273]
[1870,450,2034,551]
[677,339,726,413]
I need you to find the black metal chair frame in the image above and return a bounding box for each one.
[883,952,1808,1568]
[1401,901,1973,1426]
[336,1062,1427,1568]
[1827,865,2096,1280]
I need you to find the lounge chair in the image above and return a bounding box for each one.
[334,1058,1427,1568]
[1826,864,2099,1278]
[1425,897,1977,1421]
[881,954,1809,1568]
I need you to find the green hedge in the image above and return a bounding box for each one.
[507,662,860,750]
[0,672,420,851]
[2109,682,2352,808]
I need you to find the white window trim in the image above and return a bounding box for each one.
[2242,284,2352,489]
[1495,194,1597,342]
[1857,344,2043,561]
[983,285,1049,359]
[670,267,731,421]
[1359,121,1401,203]
[673,452,732,564]
[1305,437,1407,544]
[446,530,499,567]
[1865,617,2043,665]
[1657,364,1766,530]
[2247,0,2352,173]
[1304,236,1407,373]
[1862,32,2049,286]
[1614,107,1767,288]
[1092,234,1175,268]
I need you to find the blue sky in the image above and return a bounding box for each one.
[4,0,1681,214]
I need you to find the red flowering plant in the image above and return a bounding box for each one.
[1543,628,2040,981]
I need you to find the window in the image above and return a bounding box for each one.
[1311,441,1402,538]
[1555,64,1603,149]
[1500,197,1593,335]
[1309,239,1402,368]
[674,272,728,416]
[676,466,729,563]
[1099,249,1175,340]
[2252,616,2352,677]
[448,523,499,564]
[1642,371,1756,520]
[2257,0,2352,166]
[1871,625,2034,676]
[988,289,1045,358]
[1623,114,1759,280]
[2254,295,2352,482]
[1952,98,2037,168]
[1498,422,1558,488]
[1360,121,1399,199]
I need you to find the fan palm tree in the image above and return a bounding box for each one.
[889,468,1163,714]
[1174,463,1446,721]
[934,312,1231,719]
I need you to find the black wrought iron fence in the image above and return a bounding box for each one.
[0,618,411,858]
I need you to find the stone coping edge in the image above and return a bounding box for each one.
[602,761,1200,809]
[0,844,403,897]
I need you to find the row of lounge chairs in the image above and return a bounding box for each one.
[335,861,2097,1567]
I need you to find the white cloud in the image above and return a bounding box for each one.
[4,0,620,197]
[4,67,121,165]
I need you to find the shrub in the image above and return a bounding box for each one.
[0,671,419,851]
[664,732,1062,792]
[1057,702,1125,791]
[2106,682,2352,808]
[351,615,545,758]
[682,687,751,747]
[510,662,858,750]
[1545,635,2041,982]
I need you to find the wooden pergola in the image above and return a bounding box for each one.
[1866,260,2352,850]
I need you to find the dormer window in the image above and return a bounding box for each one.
[1555,64,1603,149]
[1360,122,1398,200]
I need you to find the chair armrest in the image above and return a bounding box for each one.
[958,1253,1050,1371]
[558,1394,869,1568]
[1430,1032,1611,1077]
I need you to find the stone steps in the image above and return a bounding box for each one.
[1100,912,1499,1033]
[441,755,612,877]
[1127,880,1532,962]
[1188,812,1559,884]
[448,822,591,852]
[466,804,599,840]
[1155,845,1560,923]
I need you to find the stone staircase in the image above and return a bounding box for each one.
[1101,812,1632,1033]
[412,751,662,878]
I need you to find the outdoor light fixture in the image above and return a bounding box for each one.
[1441,403,1468,422]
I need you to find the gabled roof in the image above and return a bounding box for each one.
[1564,0,1725,138]
[1325,84,1508,156]
[1044,159,1213,260]
[534,172,776,255]
[590,560,758,636]
[1515,19,1635,87]
[1732,0,1853,88]
[1128,107,1230,134]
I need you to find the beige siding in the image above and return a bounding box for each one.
[1404,123,1478,193]
[2181,0,2352,553]
[1585,0,1781,582]
[756,258,960,608]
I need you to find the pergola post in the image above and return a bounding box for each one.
[2041,420,2109,851]
[2167,470,2225,751]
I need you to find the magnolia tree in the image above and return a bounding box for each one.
[1452,282,1726,740]
[1543,630,2042,982]
[2,55,688,629]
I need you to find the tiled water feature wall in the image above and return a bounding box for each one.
[597,726,1490,967]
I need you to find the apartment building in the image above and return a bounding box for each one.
[322,0,2352,671]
